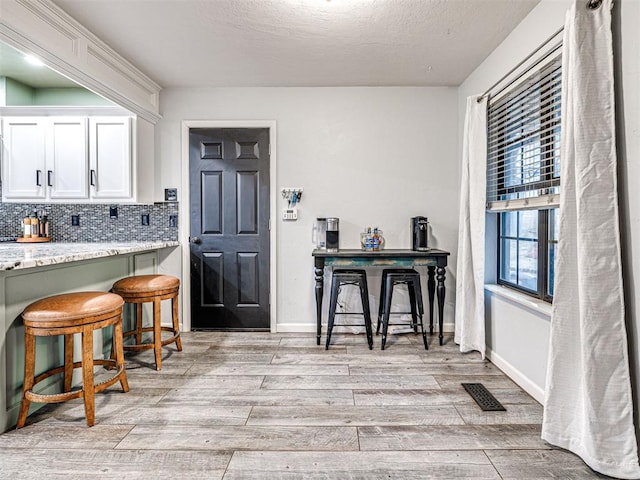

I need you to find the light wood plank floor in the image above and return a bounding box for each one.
[0,331,608,479]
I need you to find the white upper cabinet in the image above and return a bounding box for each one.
[48,117,89,200]
[1,118,46,200]
[89,117,132,200]
[1,115,134,203]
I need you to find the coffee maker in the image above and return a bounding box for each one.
[326,217,340,252]
[312,218,327,249]
[412,216,429,251]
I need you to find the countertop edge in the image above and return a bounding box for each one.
[0,241,180,271]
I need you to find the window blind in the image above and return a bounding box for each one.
[486,54,562,212]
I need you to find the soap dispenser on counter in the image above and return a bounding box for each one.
[18,211,51,243]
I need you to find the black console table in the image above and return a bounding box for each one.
[313,248,450,347]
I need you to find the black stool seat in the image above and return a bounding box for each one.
[377,268,428,350]
[326,269,373,350]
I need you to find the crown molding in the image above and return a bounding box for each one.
[0,0,162,123]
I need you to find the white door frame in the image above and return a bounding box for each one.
[180,120,277,332]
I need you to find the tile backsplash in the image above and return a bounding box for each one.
[0,185,179,242]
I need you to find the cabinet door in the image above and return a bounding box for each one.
[47,117,89,199]
[1,118,46,200]
[89,117,132,199]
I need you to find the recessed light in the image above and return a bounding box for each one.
[24,55,44,67]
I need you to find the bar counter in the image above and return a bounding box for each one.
[0,241,179,271]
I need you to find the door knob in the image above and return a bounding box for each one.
[190,236,202,244]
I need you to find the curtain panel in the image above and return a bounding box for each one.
[541,0,640,478]
[454,95,487,358]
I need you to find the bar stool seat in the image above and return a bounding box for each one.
[326,269,373,350]
[17,291,129,428]
[111,274,182,370]
[377,268,428,350]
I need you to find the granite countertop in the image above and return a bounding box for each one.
[0,241,180,271]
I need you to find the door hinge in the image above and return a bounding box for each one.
[268,218,271,231]
[268,144,271,156]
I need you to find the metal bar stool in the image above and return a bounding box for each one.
[326,269,373,350]
[17,292,129,428]
[377,268,428,350]
[111,274,182,371]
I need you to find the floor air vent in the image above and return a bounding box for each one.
[462,383,506,411]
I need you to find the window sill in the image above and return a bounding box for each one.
[484,284,552,318]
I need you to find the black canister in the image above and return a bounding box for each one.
[412,216,429,251]
[326,217,339,252]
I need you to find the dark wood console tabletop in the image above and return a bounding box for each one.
[313,248,450,347]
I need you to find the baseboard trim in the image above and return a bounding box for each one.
[486,347,545,405]
[275,324,317,333]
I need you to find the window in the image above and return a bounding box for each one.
[498,208,556,302]
[487,54,562,301]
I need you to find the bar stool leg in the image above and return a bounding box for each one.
[153,298,162,370]
[64,334,74,392]
[377,275,385,336]
[172,294,183,351]
[408,283,418,333]
[81,326,95,427]
[409,278,428,350]
[381,277,394,350]
[113,320,129,393]
[135,303,143,345]
[359,277,373,350]
[16,332,35,429]
[325,279,340,350]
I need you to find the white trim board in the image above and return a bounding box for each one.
[486,346,545,405]
[180,120,278,332]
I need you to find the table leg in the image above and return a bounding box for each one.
[427,266,435,335]
[436,266,446,345]
[314,258,325,345]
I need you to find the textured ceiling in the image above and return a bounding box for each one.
[48,0,540,88]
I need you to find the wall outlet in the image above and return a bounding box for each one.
[164,188,178,202]
[109,205,118,219]
[71,215,80,226]
[141,214,150,226]
[169,215,178,227]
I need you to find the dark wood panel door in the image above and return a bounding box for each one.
[189,128,270,330]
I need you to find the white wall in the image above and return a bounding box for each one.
[158,87,459,331]
[459,0,640,426]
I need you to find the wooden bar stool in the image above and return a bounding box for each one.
[111,274,182,371]
[17,292,129,428]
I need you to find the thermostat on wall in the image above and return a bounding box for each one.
[282,207,298,221]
